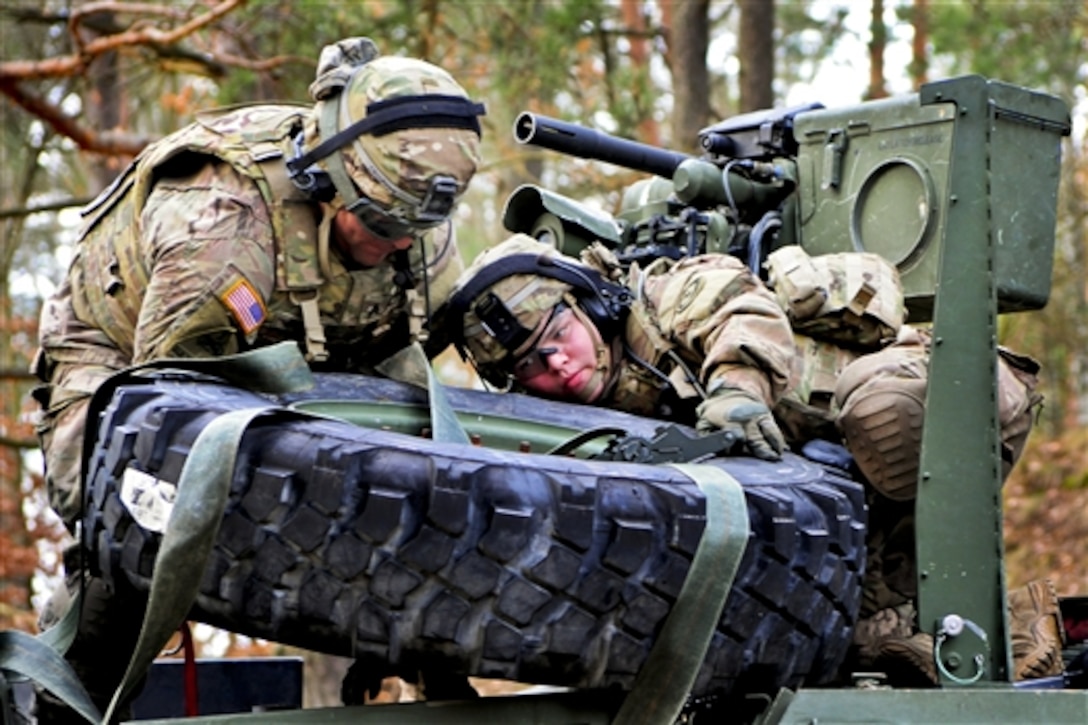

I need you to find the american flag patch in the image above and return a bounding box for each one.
[220,278,266,334]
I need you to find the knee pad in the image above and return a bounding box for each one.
[837,373,927,501]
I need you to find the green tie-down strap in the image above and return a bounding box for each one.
[376,341,471,445]
[104,405,277,723]
[0,592,102,724]
[146,340,317,394]
[611,463,750,725]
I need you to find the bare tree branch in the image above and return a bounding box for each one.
[0,434,39,451]
[0,198,97,220]
[205,51,314,73]
[0,0,317,155]
[0,78,152,156]
[0,0,243,82]
[0,370,37,382]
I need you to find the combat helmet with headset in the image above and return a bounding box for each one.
[444,234,633,401]
[287,38,486,242]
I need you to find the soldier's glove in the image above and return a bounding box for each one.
[696,387,785,461]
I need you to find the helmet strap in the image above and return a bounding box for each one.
[316,199,338,279]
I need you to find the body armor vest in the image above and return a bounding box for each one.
[72,104,432,368]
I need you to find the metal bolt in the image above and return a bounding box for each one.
[942,613,966,637]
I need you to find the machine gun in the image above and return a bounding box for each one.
[508,105,813,276]
[504,77,1069,323]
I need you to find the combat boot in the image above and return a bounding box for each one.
[34,550,147,723]
[1009,578,1065,680]
[850,602,938,686]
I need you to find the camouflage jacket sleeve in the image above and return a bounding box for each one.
[134,161,277,362]
[636,254,799,404]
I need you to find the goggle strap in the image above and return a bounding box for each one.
[288,94,485,175]
[448,254,631,328]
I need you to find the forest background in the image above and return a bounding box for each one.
[1,0,1086,707]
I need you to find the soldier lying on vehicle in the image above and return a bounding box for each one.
[438,232,1063,685]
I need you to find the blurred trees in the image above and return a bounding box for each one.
[0,0,1085,695]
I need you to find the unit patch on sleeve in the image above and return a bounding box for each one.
[220,277,267,334]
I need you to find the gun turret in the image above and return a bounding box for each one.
[514,112,691,179]
[508,110,799,271]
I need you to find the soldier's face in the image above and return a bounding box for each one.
[513,306,605,403]
[331,207,414,267]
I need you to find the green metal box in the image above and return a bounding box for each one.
[792,76,1069,322]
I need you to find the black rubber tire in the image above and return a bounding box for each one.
[81,371,866,701]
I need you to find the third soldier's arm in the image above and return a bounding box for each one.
[641,255,797,405]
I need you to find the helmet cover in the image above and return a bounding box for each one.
[336,56,481,223]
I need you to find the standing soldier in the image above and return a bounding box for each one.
[32,37,483,721]
[440,233,1060,686]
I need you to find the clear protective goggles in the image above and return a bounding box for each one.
[511,302,570,381]
[345,174,459,241]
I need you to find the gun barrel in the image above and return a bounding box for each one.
[514,112,692,180]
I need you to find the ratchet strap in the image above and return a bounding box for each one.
[611,463,749,725]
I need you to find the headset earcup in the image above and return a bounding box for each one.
[576,292,618,341]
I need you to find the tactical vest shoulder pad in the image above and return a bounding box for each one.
[765,245,905,350]
[142,104,309,183]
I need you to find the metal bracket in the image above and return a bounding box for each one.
[592,424,739,464]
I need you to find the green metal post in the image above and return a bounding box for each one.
[914,75,1011,686]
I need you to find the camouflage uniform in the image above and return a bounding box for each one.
[448,235,1053,684]
[610,253,798,420]
[35,50,481,530]
[452,234,799,430]
[762,246,1049,683]
[31,40,482,721]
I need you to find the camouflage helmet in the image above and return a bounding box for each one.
[290,38,485,238]
[452,234,573,371]
[445,234,632,391]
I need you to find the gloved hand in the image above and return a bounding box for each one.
[696,387,785,461]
